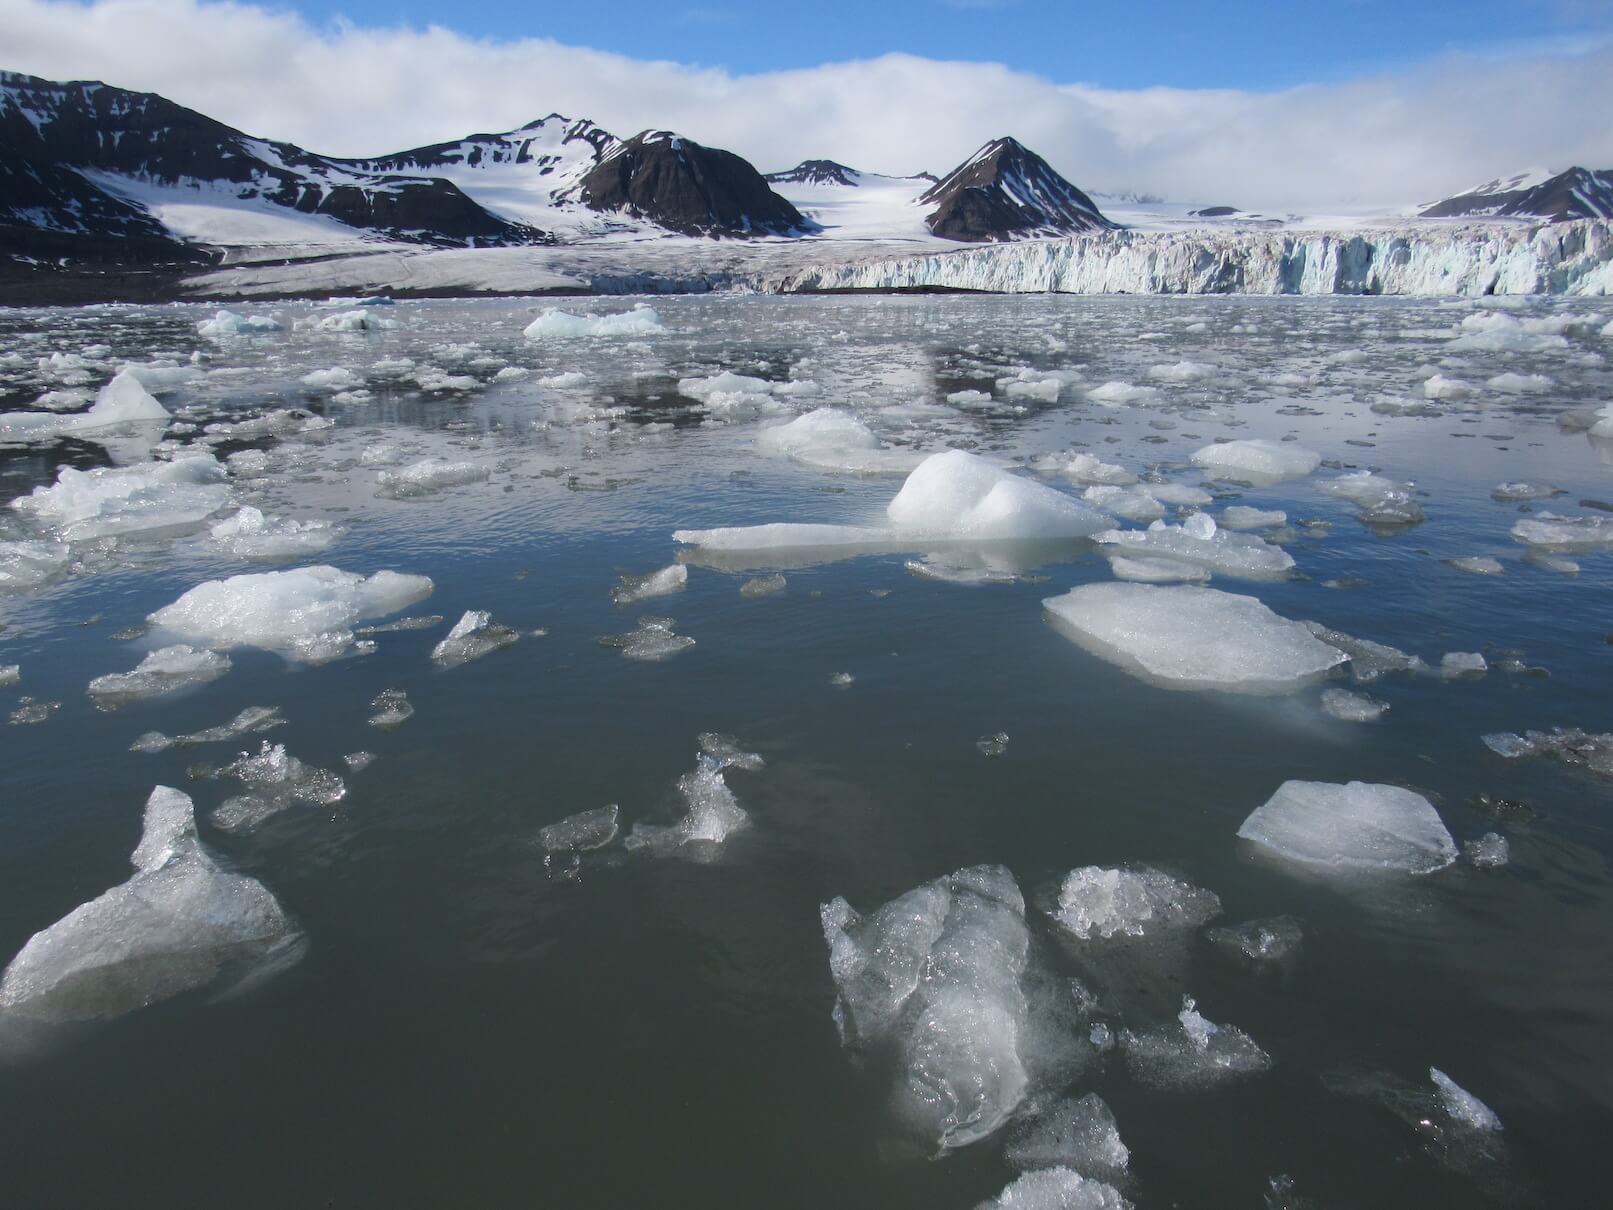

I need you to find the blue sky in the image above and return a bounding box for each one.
[277,0,1612,90]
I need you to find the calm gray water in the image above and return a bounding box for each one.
[1,293,1611,1208]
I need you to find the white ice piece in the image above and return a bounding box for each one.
[1044,583,1344,692]
[376,459,489,498]
[1237,780,1457,874]
[1190,440,1320,485]
[431,609,519,666]
[207,507,341,559]
[885,450,1110,540]
[611,563,688,605]
[1321,687,1389,722]
[0,369,170,440]
[87,644,231,707]
[753,408,921,474]
[1094,514,1294,579]
[0,786,299,1021]
[1430,1068,1503,1132]
[1053,866,1221,940]
[197,310,283,337]
[523,306,663,339]
[976,1168,1131,1210]
[11,454,229,541]
[1319,471,1425,525]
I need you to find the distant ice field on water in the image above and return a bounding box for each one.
[0,292,1611,1209]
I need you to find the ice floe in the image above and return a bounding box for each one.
[1191,440,1320,485]
[611,563,688,605]
[1120,995,1272,1089]
[87,644,230,708]
[366,688,413,729]
[1004,1093,1129,1181]
[753,408,922,474]
[524,306,663,339]
[1320,687,1389,722]
[0,369,170,442]
[11,454,229,541]
[208,741,347,832]
[0,786,300,1022]
[1237,780,1457,875]
[431,610,519,666]
[205,507,342,560]
[977,1168,1131,1210]
[1509,512,1613,551]
[600,616,695,661]
[376,459,490,498]
[1318,471,1424,526]
[1482,726,1613,778]
[130,705,285,754]
[1094,513,1294,579]
[1052,866,1221,941]
[625,734,760,852]
[197,310,283,337]
[1044,583,1344,693]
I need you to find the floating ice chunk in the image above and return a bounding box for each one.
[431,610,519,666]
[888,450,1110,540]
[947,389,993,407]
[1086,381,1161,407]
[1146,482,1213,506]
[977,1167,1130,1210]
[1318,471,1424,526]
[0,369,171,441]
[1321,687,1388,722]
[1095,515,1294,579]
[87,644,230,708]
[377,459,489,498]
[149,565,432,661]
[1004,376,1062,403]
[1481,726,1613,778]
[1082,486,1164,524]
[829,671,855,688]
[1430,1068,1502,1132]
[1046,583,1343,692]
[740,573,787,598]
[1446,555,1503,577]
[129,705,284,754]
[1220,506,1287,531]
[1491,481,1557,502]
[1485,372,1551,394]
[822,864,1031,1153]
[612,563,688,605]
[537,370,587,388]
[0,664,18,687]
[601,616,695,661]
[1053,866,1221,940]
[1441,651,1487,678]
[1238,780,1457,874]
[626,737,761,851]
[524,306,663,339]
[1423,374,1473,399]
[1004,1093,1129,1180]
[1107,555,1210,583]
[0,539,70,592]
[315,309,393,332]
[673,522,894,553]
[1302,623,1425,682]
[755,409,922,474]
[1510,512,1613,551]
[1039,452,1138,487]
[209,741,346,832]
[356,614,444,635]
[539,804,620,852]
[677,370,773,401]
[976,731,1010,756]
[9,697,59,725]
[367,688,413,729]
[1449,316,1567,352]
[207,507,341,559]
[1148,360,1215,382]
[1191,440,1319,486]
[196,310,282,337]
[1464,833,1509,869]
[1205,916,1303,966]
[300,367,363,391]
[1121,996,1271,1090]
[0,786,299,1022]
[11,454,229,541]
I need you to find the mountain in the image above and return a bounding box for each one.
[1420,167,1613,223]
[576,132,811,237]
[768,160,864,187]
[0,71,538,249]
[918,137,1115,242]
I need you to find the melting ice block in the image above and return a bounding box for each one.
[753,408,922,475]
[87,644,231,708]
[207,507,341,559]
[1094,513,1294,579]
[1319,471,1424,526]
[523,306,663,339]
[977,1168,1131,1210]
[625,735,760,851]
[1004,1093,1129,1179]
[149,565,432,661]
[0,369,170,441]
[539,805,620,852]
[821,864,1031,1154]
[431,610,519,666]
[376,459,489,498]
[209,741,346,832]
[11,454,229,541]
[0,786,300,1022]
[1043,583,1345,693]
[1120,995,1272,1090]
[1237,780,1457,874]
[611,563,688,605]
[1191,439,1320,485]
[1053,866,1221,940]
[887,450,1110,540]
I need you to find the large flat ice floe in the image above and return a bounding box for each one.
[11,454,230,542]
[0,787,300,1022]
[148,565,433,662]
[1043,583,1346,693]
[1237,780,1457,874]
[1191,439,1320,486]
[674,450,1109,556]
[821,864,1032,1154]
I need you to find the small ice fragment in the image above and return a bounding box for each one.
[0,786,300,1022]
[1003,1093,1129,1178]
[1491,481,1557,502]
[1430,1068,1503,1132]
[9,697,60,725]
[196,310,282,337]
[356,614,445,635]
[0,664,19,687]
[1205,915,1304,965]
[740,573,787,598]
[1120,995,1271,1089]
[625,737,761,852]
[1053,866,1221,940]
[376,459,489,498]
[1321,688,1389,722]
[1424,373,1472,399]
[1464,833,1510,869]
[1441,652,1487,679]
[976,732,1010,757]
[1094,517,1294,579]
[1446,556,1503,577]
[1510,512,1613,552]
[1319,471,1425,526]
[539,804,620,852]
[431,610,519,666]
[129,705,284,753]
[1238,780,1457,875]
[600,617,694,661]
[87,645,230,709]
[1480,726,1613,778]
[1107,554,1210,583]
[829,671,854,688]
[1220,506,1287,531]
[209,741,346,832]
[611,563,687,605]
[367,688,414,728]
[977,1168,1131,1210]
[343,751,375,773]
[207,507,341,559]
[1303,622,1426,683]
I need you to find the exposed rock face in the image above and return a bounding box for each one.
[919,137,1114,242]
[355,115,618,177]
[1421,167,1613,223]
[766,159,862,187]
[578,131,812,237]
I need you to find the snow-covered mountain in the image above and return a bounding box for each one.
[1420,167,1613,223]
[918,137,1115,241]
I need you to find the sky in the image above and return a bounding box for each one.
[4,0,1613,210]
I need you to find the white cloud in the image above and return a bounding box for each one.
[3,0,1613,209]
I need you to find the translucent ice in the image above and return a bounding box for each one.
[1237,780,1457,875]
[0,786,299,1022]
[1120,996,1271,1090]
[1044,583,1345,693]
[523,306,663,339]
[600,616,695,661]
[1106,555,1210,583]
[1481,726,1613,778]
[1082,486,1164,524]
[1446,556,1503,577]
[129,705,285,753]
[0,665,18,687]
[87,644,231,708]
[1094,514,1294,579]
[1220,506,1287,531]
[431,610,519,666]
[377,459,490,498]
[209,741,346,832]
[1191,440,1320,485]
[1441,651,1488,678]
[206,507,341,559]
[753,408,921,475]
[1052,866,1221,940]
[1320,687,1389,722]
[1510,512,1613,551]
[1464,833,1510,869]
[0,539,70,592]
[539,804,621,852]
[740,573,787,598]
[1004,1093,1129,1180]
[625,737,761,852]
[11,454,229,541]
[149,565,433,661]
[1205,916,1304,966]
[1318,472,1424,526]
[1430,1068,1502,1132]
[366,688,413,729]
[977,1168,1131,1210]
[611,563,688,605]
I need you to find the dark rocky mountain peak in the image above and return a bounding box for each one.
[766,160,861,187]
[919,136,1114,242]
[1420,167,1613,224]
[576,130,813,237]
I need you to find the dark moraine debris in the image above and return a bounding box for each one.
[919,136,1116,242]
[577,131,813,237]
[1191,206,1241,218]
